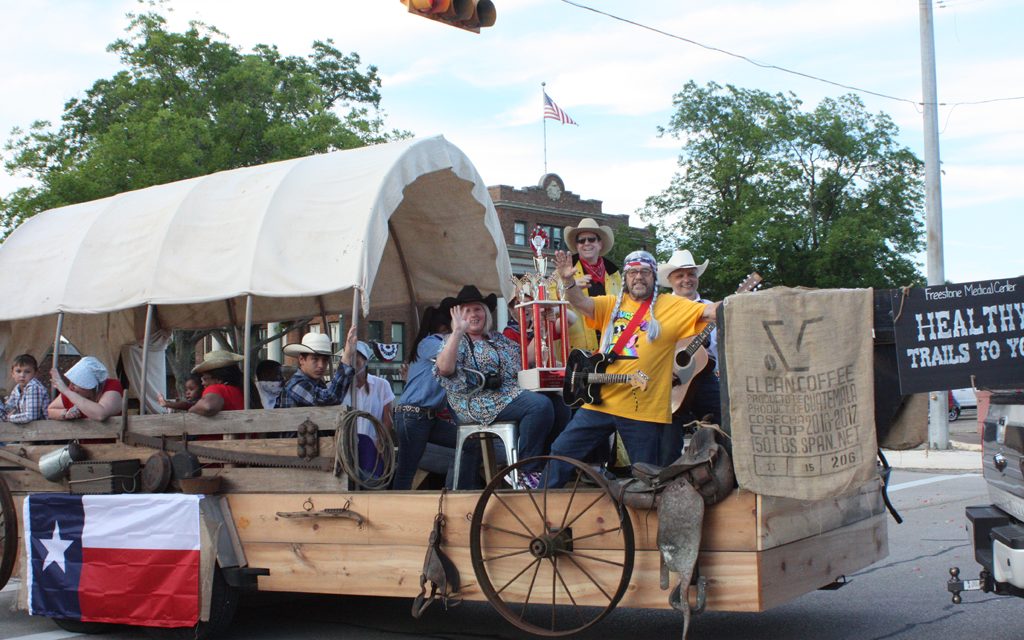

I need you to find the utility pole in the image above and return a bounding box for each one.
[919,0,949,449]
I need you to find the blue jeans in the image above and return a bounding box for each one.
[545,408,663,488]
[454,390,554,481]
[393,410,459,490]
[661,366,721,466]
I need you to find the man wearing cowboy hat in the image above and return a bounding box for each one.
[657,249,722,465]
[562,218,622,352]
[545,250,719,488]
[278,326,358,409]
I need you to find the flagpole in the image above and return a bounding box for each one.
[541,82,548,175]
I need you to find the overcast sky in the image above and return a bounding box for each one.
[1,0,1021,284]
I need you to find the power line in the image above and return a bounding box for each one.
[557,0,1024,109]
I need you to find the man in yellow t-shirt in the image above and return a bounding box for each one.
[545,250,719,488]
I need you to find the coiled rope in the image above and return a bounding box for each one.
[333,409,395,490]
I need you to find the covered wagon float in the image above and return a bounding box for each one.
[0,136,914,639]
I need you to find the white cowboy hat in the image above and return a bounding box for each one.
[192,350,244,374]
[563,218,614,256]
[657,249,709,287]
[283,333,337,357]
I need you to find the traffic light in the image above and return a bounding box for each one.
[401,0,496,33]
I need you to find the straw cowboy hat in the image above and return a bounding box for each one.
[564,218,614,256]
[657,249,709,287]
[452,284,498,313]
[192,349,244,374]
[283,333,337,357]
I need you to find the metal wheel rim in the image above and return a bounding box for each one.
[0,473,17,591]
[469,455,635,637]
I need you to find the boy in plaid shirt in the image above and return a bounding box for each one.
[1,354,48,423]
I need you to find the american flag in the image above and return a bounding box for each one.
[543,92,578,126]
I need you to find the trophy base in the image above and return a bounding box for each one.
[518,367,565,393]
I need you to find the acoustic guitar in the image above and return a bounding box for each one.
[562,349,649,408]
[670,272,762,412]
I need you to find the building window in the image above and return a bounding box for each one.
[391,322,405,362]
[368,321,384,342]
[513,221,526,245]
[538,224,563,251]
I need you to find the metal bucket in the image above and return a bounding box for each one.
[39,442,86,482]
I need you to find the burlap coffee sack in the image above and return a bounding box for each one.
[723,287,877,500]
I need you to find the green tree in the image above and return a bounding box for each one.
[0,8,410,392]
[640,81,925,299]
[603,222,661,267]
[1,9,409,234]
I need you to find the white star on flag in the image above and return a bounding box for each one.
[41,521,73,573]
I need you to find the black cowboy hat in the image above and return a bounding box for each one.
[452,285,497,313]
[438,296,459,317]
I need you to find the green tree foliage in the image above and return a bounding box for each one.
[0,9,410,391]
[603,222,661,267]
[1,10,409,234]
[640,81,925,299]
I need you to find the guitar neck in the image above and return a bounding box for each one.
[585,373,635,385]
[684,324,714,356]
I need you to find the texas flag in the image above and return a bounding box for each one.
[24,493,201,627]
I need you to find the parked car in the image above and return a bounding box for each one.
[953,388,978,409]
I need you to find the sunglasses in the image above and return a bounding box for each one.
[576,236,600,245]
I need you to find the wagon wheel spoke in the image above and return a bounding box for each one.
[496,557,542,596]
[481,524,534,541]
[550,556,557,629]
[470,456,635,637]
[561,492,606,531]
[492,492,538,538]
[0,474,17,592]
[484,548,533,563]
[519,556,543,619]
[551,556,587,629]
[562,549,626,569]
[562,552,614,602]
[558,471,583,531]
[569,526,624,544]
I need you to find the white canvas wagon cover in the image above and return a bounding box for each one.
[0,136,514,370]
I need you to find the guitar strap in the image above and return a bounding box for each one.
[610,297,652,356]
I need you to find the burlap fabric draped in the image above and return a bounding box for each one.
[722,287,877,500]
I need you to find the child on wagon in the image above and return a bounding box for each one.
[0,353,48,423]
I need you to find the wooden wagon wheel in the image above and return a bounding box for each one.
[0,472,17,592]
[469,455,635,637]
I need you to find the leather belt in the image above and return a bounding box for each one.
[394,405,437,418]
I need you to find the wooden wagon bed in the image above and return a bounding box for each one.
[2,407,887,615]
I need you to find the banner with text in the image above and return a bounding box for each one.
[891,277,1024,394]
[723,287,877,501]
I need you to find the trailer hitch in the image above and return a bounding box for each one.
[947,566,987,603]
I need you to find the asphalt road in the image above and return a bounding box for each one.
[2,470,1015,640]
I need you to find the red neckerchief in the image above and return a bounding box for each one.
[611,297,652,355]
[579,257,606,285]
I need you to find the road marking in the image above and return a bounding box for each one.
[889,473,981,492]
[4,632,83,639]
